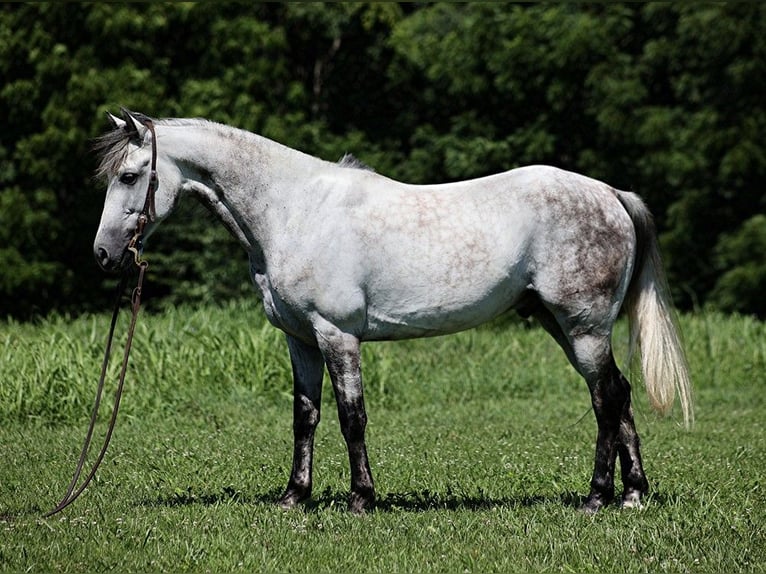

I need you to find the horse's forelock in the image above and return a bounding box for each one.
[94,128,131,179]
[95,118,226,179]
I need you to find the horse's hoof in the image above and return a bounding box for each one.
[278,488,310,510]
[579,492,611,514]
[620,490,644,509]
[579,501,600,514]
[348,491,374,515]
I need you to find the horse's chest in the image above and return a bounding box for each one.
[251,271,287,324]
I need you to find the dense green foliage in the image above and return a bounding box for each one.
[1,305,764,571]
[1,3,764,318]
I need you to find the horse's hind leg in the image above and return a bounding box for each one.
[279,335,325,509]
[569,332,649,512]
[614,370,649,509]
[533,305,648,512]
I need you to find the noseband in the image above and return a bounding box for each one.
[45,118,159,518]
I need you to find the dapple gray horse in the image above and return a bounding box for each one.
[94,110,692,514]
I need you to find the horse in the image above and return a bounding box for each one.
[93,109,692,514]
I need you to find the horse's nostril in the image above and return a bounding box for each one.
[96,247,109,266]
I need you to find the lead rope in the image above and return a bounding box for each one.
[43,263,147,518]
[44,116,157,518]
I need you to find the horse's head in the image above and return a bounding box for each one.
[93,109,180,272]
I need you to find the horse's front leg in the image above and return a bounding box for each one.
[316,324,375,514]
[278,335,325,509]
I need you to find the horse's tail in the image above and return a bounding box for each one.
[616,190,693,427]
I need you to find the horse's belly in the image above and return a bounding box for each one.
[356,215,532,340]
[360,273,525,340]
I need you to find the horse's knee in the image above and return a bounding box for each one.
[294,393,320,433]
[337,400,368,443]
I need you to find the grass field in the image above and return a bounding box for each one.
[1,300,764,572]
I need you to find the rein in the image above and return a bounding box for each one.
[44,120,158,518]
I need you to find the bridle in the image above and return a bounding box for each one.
[127,119,158,264]
[44,118,159,518]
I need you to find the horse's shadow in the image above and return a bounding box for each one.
[6,488,674,522]
[139,486,591,512]
[140,485,682,513]
[344,489,585,513]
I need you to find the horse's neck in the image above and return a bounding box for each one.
[162,122,321,254]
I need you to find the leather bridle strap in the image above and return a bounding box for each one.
[128,118,158,265]
[142,119,158,223]
[44,118,157,518]
[43,264,147,517]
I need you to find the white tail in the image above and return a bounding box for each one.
[617,191,694,427]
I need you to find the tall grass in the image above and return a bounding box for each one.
[0,301,292,423]
[1,300,587,425]
[5,299,762,425]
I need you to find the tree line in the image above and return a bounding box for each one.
[1,3,764,319]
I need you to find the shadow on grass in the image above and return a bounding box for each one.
[138,485,285,508]
[371,489,585,512]
[5,488,678,520]
[138,485,589,512]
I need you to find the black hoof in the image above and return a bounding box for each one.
[579,492,612,514]
[278,486,311,510]
[348,490,375,514]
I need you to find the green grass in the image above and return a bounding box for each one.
[1,301,764,572]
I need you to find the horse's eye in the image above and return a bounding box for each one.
[119,172,138,185]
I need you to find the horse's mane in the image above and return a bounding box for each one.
[337,153,374,172]
[95,115,373,178]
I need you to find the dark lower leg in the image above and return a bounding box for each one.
[336,400,375,513]
[583,427,618,513]
[322,334,375,513]
[582,363,628,513]
[279,337,324,509]
[615,374,649,506]
[279,393,320,508]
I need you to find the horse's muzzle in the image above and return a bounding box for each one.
[94,244,134,273]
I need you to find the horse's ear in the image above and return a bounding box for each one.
[119,107,148,142]
[106,111,126,130]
